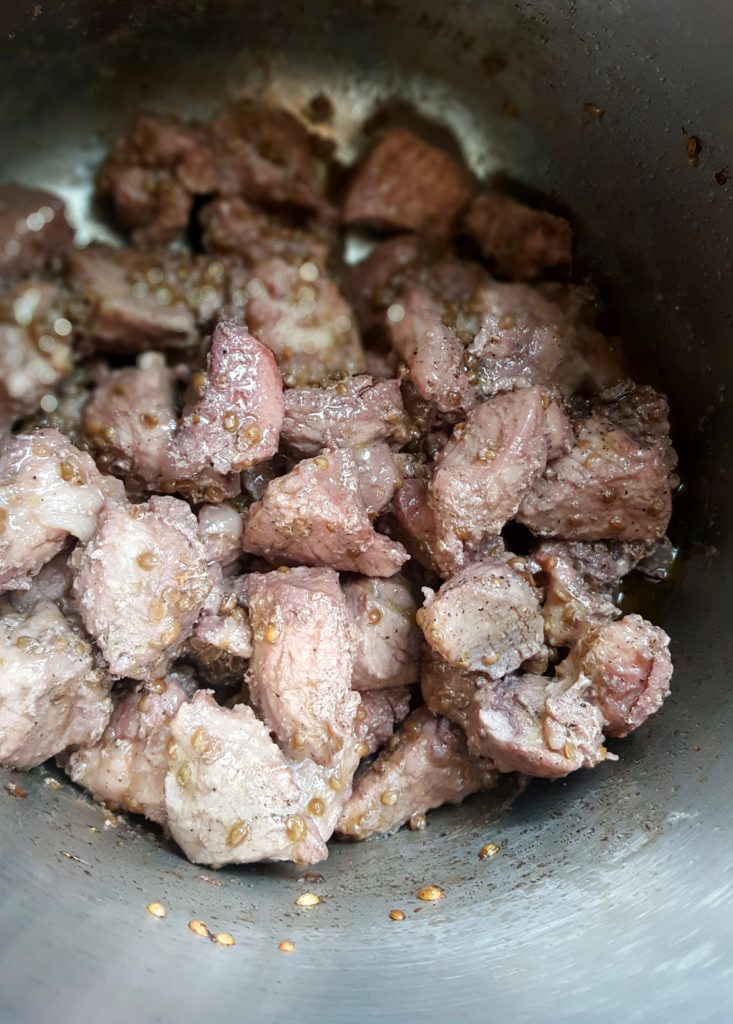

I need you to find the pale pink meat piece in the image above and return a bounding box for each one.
[342,128,471,236]
[428,389,553,574]
[421,651,606,779]
[354,686,412,755]
[560,613,672,737]
[281,375,403,457]
[63,675,191,824]
[419,560,544,679]
[337,707,497,839]
[0,429,123,591]
[464,192,572,281]
[0,600,112,770]
[192,573,253,661]
[83,352,177,487]
[73,496,211,680]
[0,184,73,280]
[243,567,359,766]
[389,284,478,413]
[343,573,421,690]
[517,416,672,542]
[245,256,366,387]
[98,112,217,246]
[164,321,283,479]
[391,477,442,574]
[593,380,678,478]
[0,281,74,429]
[459,283,565,396]
[164,691,328,866]
[242,448,408,577]
[8,549,77,619]
[351,440,403,516]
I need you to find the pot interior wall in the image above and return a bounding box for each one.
[0,2,731,1021]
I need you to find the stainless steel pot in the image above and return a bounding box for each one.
[1,2,731,1021]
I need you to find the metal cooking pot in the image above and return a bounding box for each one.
[1,2,731,1021]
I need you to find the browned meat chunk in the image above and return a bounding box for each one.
[389,284,478,413]
[98,112,217,246]
[73,496,211,680]
[0,429,123,591]
[517,416,672,541]
[464,193,572,281]
[342,128,471,236]
[281,375,403,457]
[243,567,359,766]
[391,477,442,573]
[63,674,191,823]
[419,560,544,678]
[245,256,366,387]
[209,102,330,211]
[8,550,77,619]
[561,614,672,737]
[337,707,496,839]
[429,389,558,574]
[459,283,565,396]
[67,244,239,354]
[83,353,177,487]
[0,601,111,769]
[164,321,283,481]
[0,184,73,280]
[593,379,677,478]
[343,573,421,690]
[197,503,243,567]
[243,448,408,577]
[533,541,621,647]
[0,281,74,428]
[200,196,331,266]
[421,652,606,778]
[354,686,412,755]
[164,691,328,866]
[347,234,422,335]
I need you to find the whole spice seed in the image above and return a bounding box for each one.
[479,843,500,860]
[389,909,406,921]
[188,919,210,938]
[146,902,166,918]
[279,939,296,953]
[295,892,320,908]
[416,885,444,902]
[213,931,236,947]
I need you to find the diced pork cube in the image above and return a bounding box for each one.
[342,128,471,236]
[243,567,359,766]
[164,691,327,866]
[354,686,412,756]
[419,560,544,679]
[391,477,442,574]
[0,429,122,591]
[243,448,408,577]
[343,573,421,690]
[83,352,177,487]
[0,184,73,280]
[73,496,211,680]
[98,112,217,246]
[0,601,111,769]
[281,375,403,456]
[245,256,366,387]
[351,440,403,515]
[337,707,496,839]
[63,674,191,823]
[464,192,572,281]
[421,651,606,778]
[8,550,76,619]
[165,321,283,479]
[428,389,552,574]
[560,614,672,737]
[200,196,331,265]
[197,503,243,567]
[517,416,672,541]
[593,380,677,478]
